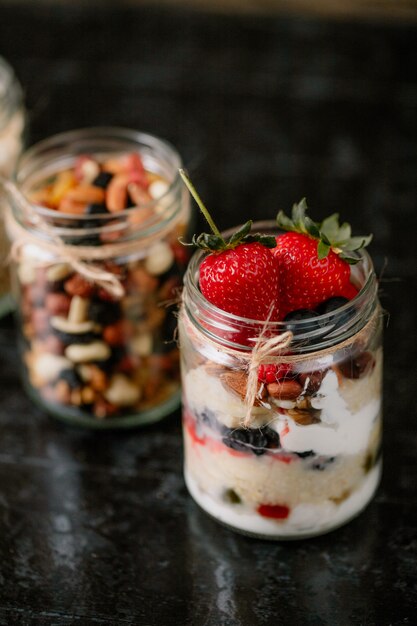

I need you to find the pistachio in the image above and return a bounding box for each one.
[131,333,153,357]
[68,296,90,324]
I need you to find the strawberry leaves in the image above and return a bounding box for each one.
[276,198,372,265]
[179,169,276,252]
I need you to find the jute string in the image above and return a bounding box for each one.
[185,301,380,426]
[0,176,179,298]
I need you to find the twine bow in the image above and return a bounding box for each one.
[243,329,293,425]
[1,176,125,298]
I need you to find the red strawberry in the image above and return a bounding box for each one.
[273,199,372,318]
[258,363,293,384]
[200,242,280,320]
[179,170,280,324]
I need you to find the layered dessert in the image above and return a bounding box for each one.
[10,144,189,426]
[179,174,382,538]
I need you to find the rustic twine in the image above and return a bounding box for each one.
[184,299,381,426]
[0,176,178,298]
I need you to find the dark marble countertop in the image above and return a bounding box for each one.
[0,3,416,625]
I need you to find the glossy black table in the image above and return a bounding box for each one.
[0,4,416,625]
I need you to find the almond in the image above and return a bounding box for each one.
[220,370,266,406]
[267,380,302,400]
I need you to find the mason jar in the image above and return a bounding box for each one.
[0,56,26,315]
[6,127,190,428]
[179,222,382,539]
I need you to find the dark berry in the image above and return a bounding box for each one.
[88,299,122,325]
[316,297,349,315]
[283,309,320,335]
[86,202,109,215]
[52,330,98,346]
[92,171,114,189]
[66,235,102,246]
[338,351,375,379]
[222,426,280,456]
[58,368,82,389]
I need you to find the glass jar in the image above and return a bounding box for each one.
[0,56,26,315]
[179,222,382,539]
[6,127,190,428]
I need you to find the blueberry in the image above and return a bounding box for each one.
[58,368,82,389]
[284,309,320,335]
[222,426,280,456]
[92,171,114,189]
[88,299,121,325]
[316,297,349,315]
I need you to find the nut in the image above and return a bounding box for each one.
[337,351,375,380]
[51,316,95,335]
[46,263,73,283]
[64,274,95,297]
[45,293,71,316]
[220,370,266,406]
[54,380,71,404]
[32,353,73,385]
[106,173,129,212]
[129,266,158,293]
[104,374,141,406]
[149,179,169,200]
[298,370,325,394]
[287,408,321,425]
[66,184,105,205]
[103,319,134,347]
[145,242,174,276]
[18,262,36,286]
[65,341,111,363]
[267,380,302,400]
[58,197,87,215]
[68,296,90,324]
[131,333,153,357]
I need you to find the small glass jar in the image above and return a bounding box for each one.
[0,56,26,314]
[179,222,382,539]
[6,127,190,428]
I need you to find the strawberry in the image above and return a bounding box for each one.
[273,199,372,318]
[179,170,280,322]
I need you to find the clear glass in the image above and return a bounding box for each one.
[179,222,382,539]
[7,127,190,428]
[0,57,26,315]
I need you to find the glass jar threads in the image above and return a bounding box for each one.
[0,56,26,314]
[179,222,382,539]
[6,127,190,428]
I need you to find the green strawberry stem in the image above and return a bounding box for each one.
[179,169,276,252]
[179,169,222,238]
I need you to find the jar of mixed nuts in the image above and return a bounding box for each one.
[0,56,26,315]
[6,127,190,428]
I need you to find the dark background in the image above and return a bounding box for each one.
[0,2,416,625]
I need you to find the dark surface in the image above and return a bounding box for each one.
[0,3,416,625]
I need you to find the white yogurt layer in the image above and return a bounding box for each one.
[275,369,381,457]
[185,462,381,539]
